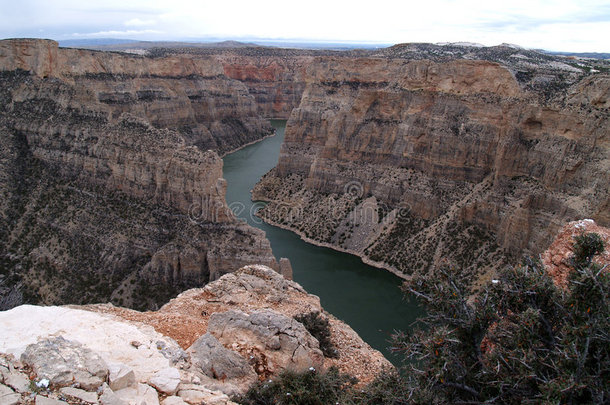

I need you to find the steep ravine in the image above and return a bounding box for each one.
[223,121,422,362]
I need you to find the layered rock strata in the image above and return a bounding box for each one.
[149,47,337,120]
[215,52,313,119]
[253,57,609,282]
[0,39,273,155]
[0,266,391,403]
[0,40,278,310]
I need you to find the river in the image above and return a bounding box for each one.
[222,120,423,363]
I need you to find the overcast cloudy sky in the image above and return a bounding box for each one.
[1,0,608,52]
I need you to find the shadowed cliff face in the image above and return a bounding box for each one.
[0,41,278,311]
[254,57,609,282]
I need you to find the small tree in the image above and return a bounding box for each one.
[571,232,604,268]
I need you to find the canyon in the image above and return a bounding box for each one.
[1,37,608,311]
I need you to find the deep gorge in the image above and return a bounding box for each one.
[222,120,422,361]
[0,38,608,345]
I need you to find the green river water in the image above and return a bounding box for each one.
[222,120,423,363]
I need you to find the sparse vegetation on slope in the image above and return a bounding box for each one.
[294,311,339,359]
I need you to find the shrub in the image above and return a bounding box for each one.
[235,366,356,405]
[294,311,339,359]
[571,232,604,268]
[347,368,411,405]
[390,233,608,404]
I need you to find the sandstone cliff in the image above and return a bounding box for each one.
[253,56,609,282]
[0,40,278,310]
[215,51,313,119]
[0,39,273,155]
[0,266,390,404]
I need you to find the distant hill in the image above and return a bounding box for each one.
[58,39,261,51]
[57,38,390,52]
[58,38,140,47]
[542,50,610,60]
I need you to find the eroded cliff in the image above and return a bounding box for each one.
[253,56,609,282]
[0,40,278,310]
[0,39,273,155]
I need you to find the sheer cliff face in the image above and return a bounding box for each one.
[0,40,277,310]
[0,39,273,155]
[254,57,609,281]
[216,53,313,119]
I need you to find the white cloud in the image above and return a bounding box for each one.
[124,18,156,27]
[72,29,163,38]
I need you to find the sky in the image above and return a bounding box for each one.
[0,0,609,52]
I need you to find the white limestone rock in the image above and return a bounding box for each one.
[161,396,188,405]
[35,396,67,405]
[59,387,99,404]
[114,383,159,405]
[21,337,108,390]
[0,305,181,383]
[0,383,21,405]
[0,366,30,392]
[148,368,181,395]
[99,383,127,405]
[108,363,136,391]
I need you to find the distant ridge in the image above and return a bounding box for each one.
[58,39,260,51]
[58,38,140,47]
[542,50,610,60]
[49,37,610,58]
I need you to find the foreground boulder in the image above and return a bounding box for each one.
[208,309,324,375]
[188,333,257,394]
[21,337,108,390]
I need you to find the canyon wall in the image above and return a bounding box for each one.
[0,39,273,155]
[0,39,278,310]
[149,46,363,120]
[254,56,609,282]
[214,51,313,119]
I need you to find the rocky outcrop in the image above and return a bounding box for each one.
[82,265,391,385]
[0,41,278,310]
[541,219,610,288]
[208,309,324,376]
[188,333,257,392]
[21,337,109,390]
[253,56,609,282]
[0,265,390,403]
